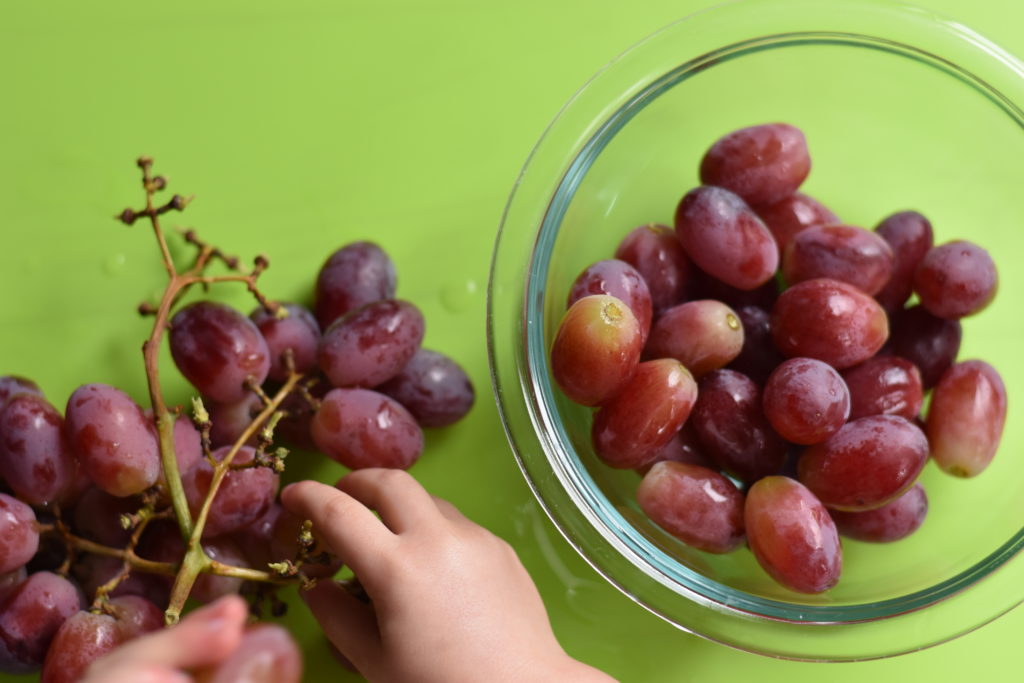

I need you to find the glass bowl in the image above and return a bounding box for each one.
[488,0,1024,662]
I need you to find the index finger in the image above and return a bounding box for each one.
[280,480,395,578]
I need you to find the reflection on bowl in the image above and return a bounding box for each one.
[488,0,1024,661]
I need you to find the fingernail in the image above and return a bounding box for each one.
[197,596,238,631]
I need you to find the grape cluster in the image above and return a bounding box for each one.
[552,123,1006,594]
[0,159,474,680]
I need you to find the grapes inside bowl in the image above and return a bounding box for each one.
[488,0,1024,661]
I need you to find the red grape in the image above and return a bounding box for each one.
[376,349,475,428]
[745,476,842,593]
[798,415,928,511]
[251,303,321,381]
[644,300,744,377]
[0,571,83,673]
[311,388,424,470]
[763,358,850,445]
[691,268,779,310]
[234,502,282,570]
[550,295,642,406]
[0,570,25,605]
[782,224,894,296]
[39,610,122,683]
[614,224,691,315]
[196,623,302,683]
[674,185,778,290]
[206,392,262,448]
[72,554,169,606]
[107,594,162,638]
[169,301,271,403]
[591,359,698,469]
[314,241,397,329]
[191,538,247,603]
[0,377,43,408]
[771,278,888,369]
[65,384,160,498]
[71,487,137,547]
[166,414,203,486]
[888,304,962,389]
[182,446,279,537]
[0,394,75,505]
[0,494,38,574]
[755,192,839,254]
[926,360,1006,478]
[318,299,425,388]
[873,211,933,313]
[728,305,784,383]
[699,123,811,206]
[913,240,998,319]
[635,422,714,475]
[831,482,927,543]
[842,356,923,421]
[567,259,653,342]
[691,369,787,483]
[637,462,745,553]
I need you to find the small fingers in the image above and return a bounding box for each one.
[281,479,394,577]
[336,468,444,534]
[300,580,382,675]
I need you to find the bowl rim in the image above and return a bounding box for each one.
[488,0,1024,661]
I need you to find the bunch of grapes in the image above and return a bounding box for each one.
[0,158,473,681]
[552,124,1006,594]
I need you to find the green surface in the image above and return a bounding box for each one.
[0,1,1020,681]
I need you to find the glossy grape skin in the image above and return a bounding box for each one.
[927,360,1007,478]
[274,384,324,451]
[311,388,424,470]
[638,462,745,553]
[889,305,962,389]
[831,482,927,543]
[843,356,923,421]
[169,302,272,403]
[691,369,787,483]
[591,359,698,469]
[755,192,839,254]
[614,223,691,315]
[0,570,25,606]
[191,538,247,603]
[567,259,653,343]
[913,240,998,319]
[319,299,425,389]
[0,377,43,408]
[763,358,850,445]
[0,494,38,574]
[873,211,934,313]
[0,394,75,505]
[728,305,784,383]
[798,415,928,511]
[196,624,303,683]
[251,303,321,382]
[644,300,744,377]
[270,509,342,579]
[745,476,842,594]
[65,384,160,498]
[0,571,83,673]
[674,186,779,290]
[771,278,888,369]
[72,554,169,606]
[550,295,642,406]
[206,392,262,448]
[71,487,137,547]
[376,349,475,428]
[699,123,811,206]
[314,241,397,329]
[782,225,894,296]
[635,422,715,475]
[40,611,122,683]
[234,502,282,570]
[182,446,279,538]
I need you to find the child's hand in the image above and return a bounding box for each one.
[82,595,248,683]
[282,469,615,683]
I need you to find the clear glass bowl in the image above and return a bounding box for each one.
[488,0,1024,661]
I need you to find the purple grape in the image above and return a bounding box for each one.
[206,392,263,448]
[182,446,279,538]
[169,301,271,403]
[755,192,839,254]
[0,494,38,574]
[782,224,894,296]
[251,303,321,381]
[728,305,784,383]
[913,240,998,319]
[699,123,811,206]
[889,305,962,389]
[567,259,653,342]
[842,356,923,421]
[763,358,850,445]
[319,299,425,388]
[831,483,927,543]
[0,394,75,505]
[635,422,715,475]
[0,569,25,605]
[235,502,283,570]
[70,487,137,547]
[315,241,397,329]
[0,377,43,408]
[40,611,123,683]
[311,388,424,470]
[65,384,160,498]
[376,349,475,428]
[614,224,691,315]
[0,571,83,673]
[191,537,247,603]
[873,211,933,313]
[71,554,169,606]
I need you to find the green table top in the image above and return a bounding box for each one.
[0,1,1020,681]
